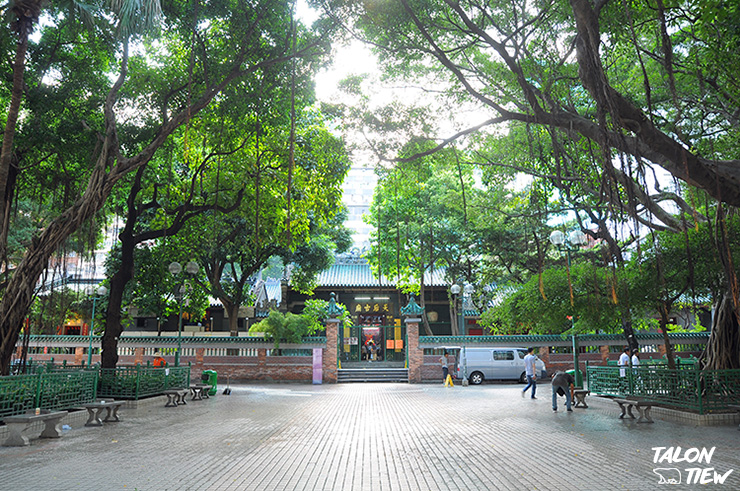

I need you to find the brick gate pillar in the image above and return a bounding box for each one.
[323,319,339,383]
[193,348,205,373]
[133,347,144,365]
[257,349,267,380]
[74,347,85,365]
[600,345,610,365]
[322,292,343,384]
[400,293,425,384]
[405,317,422,383]
[658,343,667,358]
[538,346,550,367]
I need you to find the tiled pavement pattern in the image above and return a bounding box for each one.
[1,383,738,490]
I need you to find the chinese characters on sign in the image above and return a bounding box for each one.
[354,302,391,313]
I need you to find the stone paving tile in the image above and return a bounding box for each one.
[0,383,738,490]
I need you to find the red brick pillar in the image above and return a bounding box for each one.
[537,346,550,367]
[133,347,144,366]
[257,348,267,380]
[74,347,85,365]
[405,317,422,383]
[323,319,339,383]
[193,348,205,372]
[600,345,610,365]
[658,343,667,358]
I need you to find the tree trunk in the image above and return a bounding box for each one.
[101,228,136,368]
[705,292,740,370]
[621,320,639,354]
[657,303,676,369]
[0,166,113,374]
[227,304,239,335]
[419,276,433,335]
[0,25,30,266]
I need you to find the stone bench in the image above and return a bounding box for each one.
[2,410,68,446]
[573,389,590,408]
[614,398,654,423]
[82,400,125,426]
[163,388,189,407]
[189,384,213,401]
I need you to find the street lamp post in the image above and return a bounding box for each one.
[169,261,199,367]
[86,285,108,367]
[451,281,474,385]
[549,229,587,387]
[450,283,462,336]
[450,281,475,336]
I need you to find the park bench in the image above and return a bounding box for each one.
[189,384,213,401]
[573,389,590,408]
[2,410,68,446]
[614,398,654,423]
[82,400,125,426]
[729,404,740,431]
[163,388,189,407]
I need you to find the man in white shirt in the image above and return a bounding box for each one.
[618,346,630,377]
[521,347,537,399]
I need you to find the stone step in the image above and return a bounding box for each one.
[337,368,409,383]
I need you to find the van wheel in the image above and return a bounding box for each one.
[469,372,484,385]
[519,372,527,384]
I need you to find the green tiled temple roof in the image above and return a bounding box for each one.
[315,259,447,288]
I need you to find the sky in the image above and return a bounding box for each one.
[296,2,376,106]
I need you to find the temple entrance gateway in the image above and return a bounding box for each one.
[339,324,406,365]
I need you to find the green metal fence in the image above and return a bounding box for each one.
[605,357,699,367]
[97,365,191,400]
[586,365,740,414]
[1,365,191,419]
[0,370,98,420]
[10,359,98,375]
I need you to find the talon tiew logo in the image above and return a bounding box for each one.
[652,447,733,485]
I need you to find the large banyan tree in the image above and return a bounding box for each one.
[318,0,740,368]
[0,0,330,375]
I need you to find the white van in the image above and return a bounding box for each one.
[455,347,547,385]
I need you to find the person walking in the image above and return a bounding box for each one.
[551,370,575,412]
[521,347,537,399]
[440,350,450,385]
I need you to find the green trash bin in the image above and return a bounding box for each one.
[201,370,217,395]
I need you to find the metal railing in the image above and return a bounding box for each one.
[1,364,192,420]
[97,365,191,400]
[17,334,327,348]
[586,365,740,414]
[0,369,98,420]
[604,357,699,367]
[419,332,709,348]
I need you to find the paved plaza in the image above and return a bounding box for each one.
[1,383,738,490]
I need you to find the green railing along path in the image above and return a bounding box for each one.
[1,365,191,420]
[587,365,740,414]
[0,370,98,419]
[98,366,191,400]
